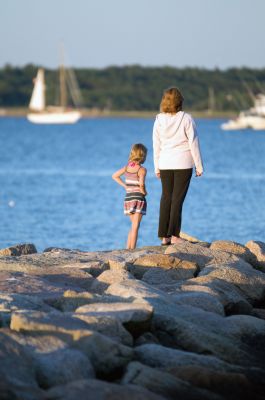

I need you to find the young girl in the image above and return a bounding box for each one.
[112,143,147,250]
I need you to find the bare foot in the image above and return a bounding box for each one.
[171,236,186,244]
[161,237,171,245]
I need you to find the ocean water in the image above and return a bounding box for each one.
[0,116,264,252]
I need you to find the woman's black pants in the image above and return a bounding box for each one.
[158,169,192,238]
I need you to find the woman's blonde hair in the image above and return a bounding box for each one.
[160,87,184,113]
[128,143,147,164]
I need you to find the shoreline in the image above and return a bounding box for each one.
[0,107,236,119]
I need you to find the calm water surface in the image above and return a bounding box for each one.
[0,117,264,251]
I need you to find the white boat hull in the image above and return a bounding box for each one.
[221,94,265,131]
[221,114,265,131]
[27,111,81,124]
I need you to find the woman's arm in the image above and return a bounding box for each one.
[112,166,126,189]
[185,115,204,176]
[153,117,161,177]
[138,167,147,195]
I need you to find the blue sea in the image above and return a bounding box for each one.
[0,117,264,252]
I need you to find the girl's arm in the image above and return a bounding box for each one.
[112,166,126,189]
[138,167,147,195]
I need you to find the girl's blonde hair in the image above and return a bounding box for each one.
[128,143,147,163]
[160,87,184,113]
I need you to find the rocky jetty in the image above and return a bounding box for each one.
[1,239,265,400]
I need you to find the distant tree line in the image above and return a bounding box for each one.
[1,64,265,111]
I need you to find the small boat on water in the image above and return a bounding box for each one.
[221,94,265,131]
[27,62,82,124]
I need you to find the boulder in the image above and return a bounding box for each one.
[75,302,153,337]
[199,261,265,304]
[0,331,43,400]
[179,277,253,315]
[10,310,132,345]
[45,379,164,400]
[36,348,95,389]
[73,313,133,345]
[108,256,130,271]
[122,361,221,400]
[142,266,197,285]
[165,241,242,269]
[45,290,97,312]
[167,365,259,400]
[0,243,37,256]
[0,269,96,299]
[0,292,53,326]
[151,304,265,368]
[129,253,198,279]
[251,308,265,320]
[105,279,173,310]
[171,291,225,316]
[90,269,134,294]
[210,240,257,265]
[245,240,265,271]
[72,333,134,379]
[134,343,240,372]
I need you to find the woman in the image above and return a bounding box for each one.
[153,87,203,245]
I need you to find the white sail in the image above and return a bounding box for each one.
[29,69,45,111]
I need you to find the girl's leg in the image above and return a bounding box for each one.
[129,213,142,249]
[126,215,133,249]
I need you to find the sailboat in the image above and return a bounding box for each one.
[27,63,82,124]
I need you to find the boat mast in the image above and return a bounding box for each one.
[59,45,67,108]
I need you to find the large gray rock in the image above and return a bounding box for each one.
[210,240,257,265]
[0,243,37,256]
[45,290,97,312]
[2,328,68,353]
[36,348,95,389]
[151,304,265,368]
[199,262,265,304]
[73,313,133,345]
[165,241,243,269]
[142,265,196,285]
[171,291,225,316]
[90,269,134,293]
[10,310,132,345]
[179,277,253,315]
[1,330,94,389]
[105,279,172,306]
[167,365,261,400]
[45,379,164,400]
[134,343,240,372]
[245,240,265,271]
[129,253,198,279]
[0,292,53,327]
[71,334,134,378]
[0,268,95,299]
[0,331,44,400]
[122,361,221,400]
[75,302,153,337]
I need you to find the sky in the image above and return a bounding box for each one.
[1,0,265,70]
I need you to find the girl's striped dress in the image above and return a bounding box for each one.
[124,166,147,215]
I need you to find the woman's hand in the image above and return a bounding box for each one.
[156,170,160,179]
[195,169,203,177]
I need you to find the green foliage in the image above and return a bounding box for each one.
[0,64,265,111]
